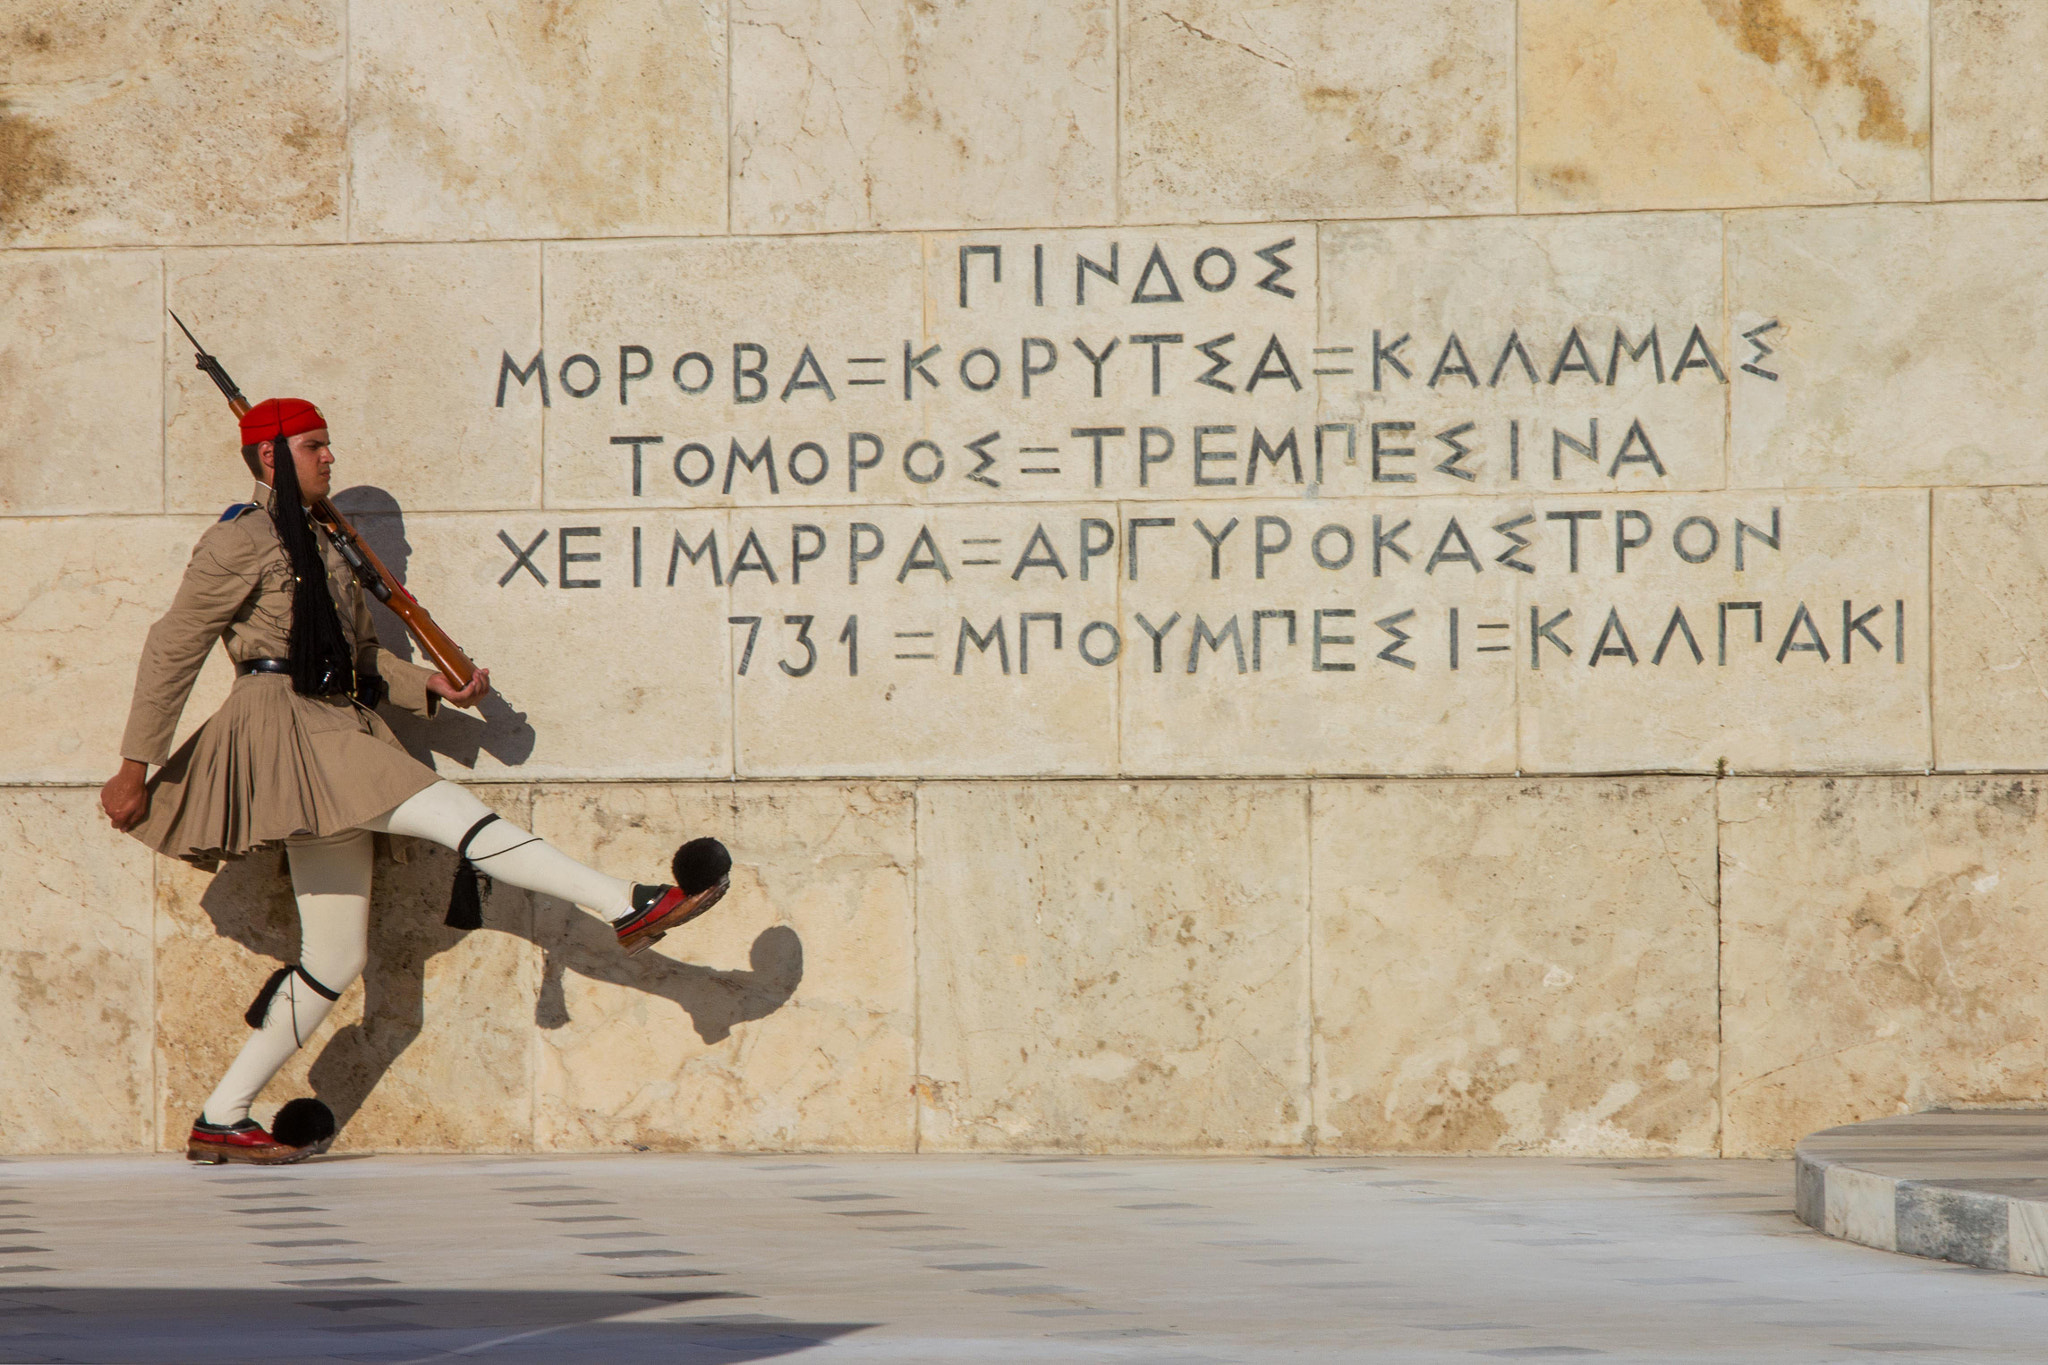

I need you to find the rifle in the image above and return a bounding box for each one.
[170,312,478,688]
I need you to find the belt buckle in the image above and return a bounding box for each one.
[315,661,355,697]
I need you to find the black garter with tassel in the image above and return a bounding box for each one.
[446,813,501,931]
[244,964,341,1028]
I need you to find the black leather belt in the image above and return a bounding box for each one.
[237,656,357,698]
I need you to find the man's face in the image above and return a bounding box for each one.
[265,429,334,502]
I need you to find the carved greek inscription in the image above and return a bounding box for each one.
[486,503,1917,684]
[507,228,1780,502]
[452,226,1944,782]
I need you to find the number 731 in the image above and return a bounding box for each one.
[728,615,858,676]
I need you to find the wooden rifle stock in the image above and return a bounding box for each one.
[310,497,477,688]
[171,312,479,690]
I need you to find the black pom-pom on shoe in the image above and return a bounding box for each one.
[673,837,732,895]
[616,841,734,955]
[271,1097,337,1153]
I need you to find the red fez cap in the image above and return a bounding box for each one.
[239,397,327,446]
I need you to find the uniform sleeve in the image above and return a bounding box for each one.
[119,528,258,766]
[350,587,439,719]
[374,647,441,719]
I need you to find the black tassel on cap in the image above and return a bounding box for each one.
[446,813,501,931]
[266,427,354,698]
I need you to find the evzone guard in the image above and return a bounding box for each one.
[102,329,731,1164]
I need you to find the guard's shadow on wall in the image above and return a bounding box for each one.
[193,486,802,1133]
[195,852,804,1134]
[331,485,535,771]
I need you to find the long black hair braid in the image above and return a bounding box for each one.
[266,432,354,696]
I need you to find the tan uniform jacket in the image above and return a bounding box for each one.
[119,483,444,865]
[121,484,438,764]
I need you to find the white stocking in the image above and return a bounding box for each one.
[197,784,638,1129]
[363,780,635,922]
[200,831,372,1127]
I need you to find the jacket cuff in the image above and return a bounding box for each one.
[375,650,441,719]
[118,716,172,769]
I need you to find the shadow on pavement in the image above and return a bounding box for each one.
[0,1287,870,1363]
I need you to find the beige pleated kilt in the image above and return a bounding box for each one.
[129,672,439,869]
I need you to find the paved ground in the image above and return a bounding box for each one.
[0,1153,2043,1363]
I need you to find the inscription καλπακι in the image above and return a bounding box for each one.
[465,490,1924,777]
[400,227,1920,775]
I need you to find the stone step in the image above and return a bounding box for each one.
[1795,1110,2048,1274]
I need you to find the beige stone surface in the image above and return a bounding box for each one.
[352,511,733,780]
[1117,497,1517,777]
[1121,0,1514,222]
[920,225,1318,504]
[915,781,1311,1152]
[1730,205,2048,488]
[727,505,1119,777]
[154,786,539,1152]
[1319,214,1729,496]
[539,235,926,508]
[1721,776,2048,1155]
[1521,0,1930,212]
[164,244,542,514]
[349,0,726,242]
[530,782,914,1151]
[1934,488,2048,770]
[0,789,155,1152]
[1933,0,2048,199]
[0,1,344,246]
[731,0,1113,233]
[1519,490,1929,774]
[0,515,232,784]
[1312,778,1720,1155]
[0,252,162,515]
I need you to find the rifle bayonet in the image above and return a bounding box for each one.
[166,311,479,688]
[169,312,250,415]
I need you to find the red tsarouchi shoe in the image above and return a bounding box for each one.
[615,879,729,956]
[186,1118,318,1165]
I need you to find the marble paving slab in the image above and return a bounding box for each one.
[1,1151,2046,1362]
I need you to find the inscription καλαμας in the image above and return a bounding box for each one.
[439,225,1920,776]
[516,224,1761,508]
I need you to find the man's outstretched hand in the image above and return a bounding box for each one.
[427,665,491,709]
[101,759,150,831]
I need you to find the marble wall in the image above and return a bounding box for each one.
[15,775,2048,1156]
[5,0,2046,1156]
